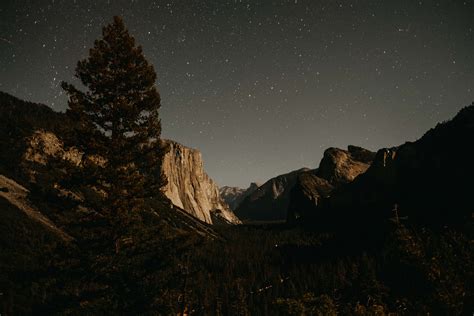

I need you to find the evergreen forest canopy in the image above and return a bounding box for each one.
[0,16,472,315]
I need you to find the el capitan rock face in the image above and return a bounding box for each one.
[287,146,375,222]
[161,140,241,225]
[219,182,260,210]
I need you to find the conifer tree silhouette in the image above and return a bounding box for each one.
[62,16,166,232]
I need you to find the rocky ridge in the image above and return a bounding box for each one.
[235,145,375,223]
[234,168,310,221]
[292,103,474,228]
[287,146,375,222]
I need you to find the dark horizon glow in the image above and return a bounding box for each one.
[1,0,473,188]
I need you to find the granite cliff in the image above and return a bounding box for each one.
[287,146,375,222]
[316,145,375,186]
[161,140,240,225]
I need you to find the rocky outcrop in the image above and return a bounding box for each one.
[220,182,260,210]
[161,140,240,225]
[0,91,68,180]
[298,103,474,228]
[287,146,375,223]
[316,146,375,186]
[235,168,310,222]
[23,131,82,166]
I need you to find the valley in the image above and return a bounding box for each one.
[1,90,472,314]
[1,7,473,315]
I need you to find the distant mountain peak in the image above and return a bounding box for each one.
[219,182,261,211]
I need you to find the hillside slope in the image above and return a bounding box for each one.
[297,103,474,228]
[235,168,310,221]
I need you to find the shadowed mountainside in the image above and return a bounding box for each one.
[292,103,474,229]
[219,182,260,210]
[0,91,68,180]
[235,168,310,221]
[236,146,375,222]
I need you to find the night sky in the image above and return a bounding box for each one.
[1,0,473,188]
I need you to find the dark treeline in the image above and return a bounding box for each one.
[2,214,472,314]
[176,222,472,315]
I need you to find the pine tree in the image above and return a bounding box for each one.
[61,16,166,231]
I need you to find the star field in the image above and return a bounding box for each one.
[1,0,473,187]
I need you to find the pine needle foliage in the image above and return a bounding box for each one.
[61,16,166,229]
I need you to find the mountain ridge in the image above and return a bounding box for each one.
[234,167,310,221]
[291,102,474,228]
[287,146,375,222]
[219,182,261,210]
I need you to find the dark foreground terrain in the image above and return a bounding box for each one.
[185,222,474,315]
[1,215,472,315]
